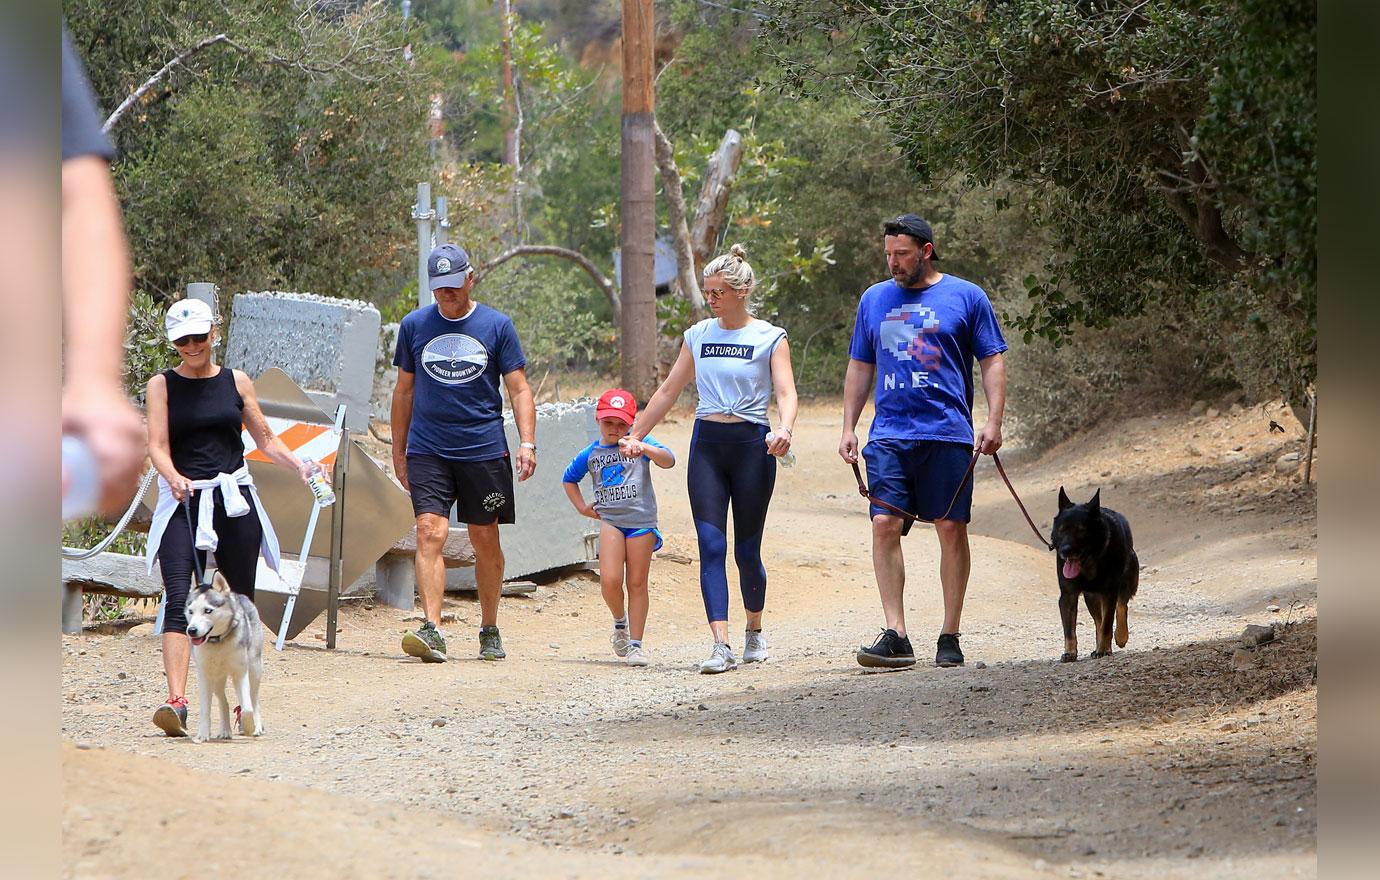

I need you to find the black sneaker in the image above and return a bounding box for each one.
[935,633,965,667]
[856,629,916,669]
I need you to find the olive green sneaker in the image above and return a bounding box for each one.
[479,625,506,661]
[401,621,447,663]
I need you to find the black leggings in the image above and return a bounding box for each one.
[157,487,262,635]
[688,419,777,622]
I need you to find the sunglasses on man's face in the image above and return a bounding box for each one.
[173,332,209,346]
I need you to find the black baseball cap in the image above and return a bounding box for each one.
[428,243,473,290]
[883,214,941,260]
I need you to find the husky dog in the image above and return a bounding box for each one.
[184,571,265,741]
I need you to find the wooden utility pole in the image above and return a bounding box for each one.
[620,0,657,400]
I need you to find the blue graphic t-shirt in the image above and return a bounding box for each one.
[394,303,527,460]
[848,274,1007,445]
[561,436,671,529]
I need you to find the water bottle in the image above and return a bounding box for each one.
[62,435,101,519]
[303,458,336,507]
[765,431,796,468]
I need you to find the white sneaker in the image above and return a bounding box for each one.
[742,629,769,663]
[626,644,650,667]
[699,642,736,674]
[611,626,632,657]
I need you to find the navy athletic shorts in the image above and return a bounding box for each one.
[862,439,975,535]
[406,453,516,524]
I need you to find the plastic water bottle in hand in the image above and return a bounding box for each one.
[62,435,101,520]
[303,458,336,507]
[765,431,796,468]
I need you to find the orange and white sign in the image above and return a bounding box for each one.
[241,417,340,467]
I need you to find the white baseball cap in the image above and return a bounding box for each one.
[164,298,215,342]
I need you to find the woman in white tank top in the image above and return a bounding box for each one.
[622,244,798,673]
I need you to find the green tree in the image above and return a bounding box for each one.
[761,0,1316,405]
[66,0,435,305]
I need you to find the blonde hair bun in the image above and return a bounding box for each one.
[702,244,756,292]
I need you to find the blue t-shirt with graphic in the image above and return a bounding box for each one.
[561,435,671,530]
[848,274,1007,445]
[394,303,527,460]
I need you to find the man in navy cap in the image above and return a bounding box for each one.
[840,214,1009,670]
[391,243,537,663]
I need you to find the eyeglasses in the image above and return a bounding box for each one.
[173,332,209,346]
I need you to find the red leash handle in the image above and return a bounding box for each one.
[850,451,1053,550]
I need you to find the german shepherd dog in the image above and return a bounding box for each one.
[1052,488,1139,662]
[184,572,266,741]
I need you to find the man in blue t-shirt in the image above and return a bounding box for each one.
[391,243,537,664]
[839,214,1008,670]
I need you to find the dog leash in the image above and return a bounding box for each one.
[850,450,1054,551]
[182,495,211,587]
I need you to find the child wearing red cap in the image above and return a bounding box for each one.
[562,389,676,666]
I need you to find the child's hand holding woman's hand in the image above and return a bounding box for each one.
[618,436,645,458]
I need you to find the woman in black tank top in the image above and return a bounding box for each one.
[145,298,315,737]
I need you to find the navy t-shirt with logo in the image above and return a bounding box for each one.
[848,275,1007,445]
[394,303,527,461]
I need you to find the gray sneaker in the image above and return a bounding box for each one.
[611,626,632,658]
[699,642,736,674]
[479,625,506,661]
[742,629,769,663]
[626,643,650,667]
[401,621,447,663]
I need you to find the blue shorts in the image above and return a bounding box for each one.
[863,439,975,535]
[616,526,664,553]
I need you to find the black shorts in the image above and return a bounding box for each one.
[406,453,516,524]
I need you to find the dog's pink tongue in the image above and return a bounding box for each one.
[1062,558,1081,579]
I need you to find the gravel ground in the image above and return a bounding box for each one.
[62,399,1317,879]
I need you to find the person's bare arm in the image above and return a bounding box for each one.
[838,358,875,463]
[236,371,311,479]
[642,443,676,469]
[767,338,798,457]
[975,352,1006,455]
[145,373,190,501]
[390,369,415,490]
[503,367,537,481]
[563,481,598,519]
[62,155,145,511]
[621,343,695,457]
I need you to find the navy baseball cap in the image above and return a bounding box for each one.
[428,243,473,290]
[883,214,941,260]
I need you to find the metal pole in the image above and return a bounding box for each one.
[412,182,434,309]
[326,405,348,650]
[436,196,449,246]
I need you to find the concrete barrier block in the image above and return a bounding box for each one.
[225,291,381,433]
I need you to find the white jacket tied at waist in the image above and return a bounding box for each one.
[144,466,281,575]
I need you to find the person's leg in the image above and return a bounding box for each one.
[154,499,201,734]
[414,512,450,624]
[622,531,657,643]
[598,521,627,622]
[872,514,908,634]
[688,423,732,639]
[468,522,503,627]
[210,487,263,599]
[727,426,776,629]
[935,519,971,635]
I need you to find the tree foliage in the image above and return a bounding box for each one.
[761,0,1316,402]
[66,0,435,304]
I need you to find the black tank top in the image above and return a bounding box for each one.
[164,367,246,480]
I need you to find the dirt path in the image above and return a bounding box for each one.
[62,400,1317,879]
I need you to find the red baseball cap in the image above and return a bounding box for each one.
[596,388,637,425]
